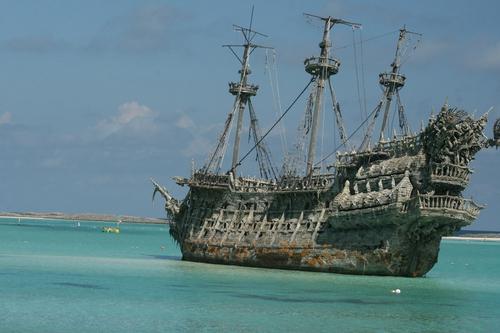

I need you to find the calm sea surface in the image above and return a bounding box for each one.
[0,218,499,333]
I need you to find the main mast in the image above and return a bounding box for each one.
[304,14,360,176]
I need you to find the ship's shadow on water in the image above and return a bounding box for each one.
[143,254,182,261]
[228,292,458,307]
[230,293,396,305]
[52,282,108,290]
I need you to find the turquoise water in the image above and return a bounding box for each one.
[0,218,499,332]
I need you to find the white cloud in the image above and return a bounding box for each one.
[479,43,500,70]
[0,112,12,125]
[181,136,213,157]
[89,5,184,53]
[95,101,157,139]
[412,39,451,63]
[173,112,222,157]
[175,114,195,129]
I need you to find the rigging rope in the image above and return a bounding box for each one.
[272,51,287,152]
[359,28,368,122]
[327,78,348,148]
[248,99,278,179]
[265,49,287,156]
[333,104,337,161]
[283,84,315,176]
[216,95,240,172]
[389,99,397,139]
[204,80,245,173]
[359,101,382,151]
[320,90,326,172]
[399,33,422,67]
[396,92,410,135]
[352,28,365,127]
[232,77,315,172]
[333,30,399,51]
[314,104,379,167]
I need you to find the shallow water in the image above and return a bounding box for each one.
[0,218,499,332]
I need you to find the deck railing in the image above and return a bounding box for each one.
[417,194,482,217]
[190,172,335,192]
[277,174,335,191]
[191,173,230,187]
[336,136,422,168]
[430,163,471,186]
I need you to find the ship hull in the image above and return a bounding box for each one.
[180,237,441,277]
[171,188,472,277]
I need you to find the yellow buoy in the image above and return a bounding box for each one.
[102,226,120,234]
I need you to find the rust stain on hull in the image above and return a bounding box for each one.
[181,236,437,277]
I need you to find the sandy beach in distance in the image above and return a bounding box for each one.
[0,215,46,220]
[443,236,500,242]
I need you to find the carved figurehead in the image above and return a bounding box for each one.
[422,104,489,166]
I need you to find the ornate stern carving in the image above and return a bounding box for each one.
[422,105,488,167]
[421,105,492,192]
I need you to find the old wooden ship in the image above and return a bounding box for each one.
[152,14,500,277]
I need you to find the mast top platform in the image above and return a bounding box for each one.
[379,72,406,89]
[304,57,340,76]
[223,9,271,98]
[302,14,361,80]
[378,26,421,92]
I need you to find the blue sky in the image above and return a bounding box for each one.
[0,1,498,230]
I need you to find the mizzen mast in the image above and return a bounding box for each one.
[360,27,421,150]
[378,27,419,141]
[303,14,360,176]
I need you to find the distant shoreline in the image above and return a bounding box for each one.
[0,212,169,224]
[443,236,500,242]
[1,213,497,239]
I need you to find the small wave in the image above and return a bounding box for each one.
[53,282,108,290]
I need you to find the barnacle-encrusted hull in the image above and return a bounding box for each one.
[182,237,440,277]
[157,108,489,277]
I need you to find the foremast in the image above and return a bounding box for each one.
[229,30,259,174]
[202,12,276,179]
[303,14,360,176]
